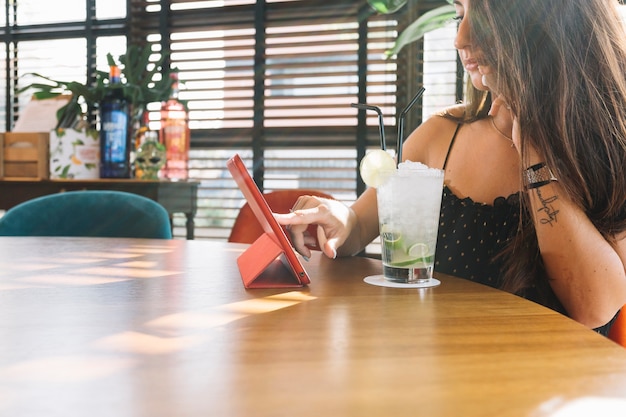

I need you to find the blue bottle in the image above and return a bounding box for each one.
[99,64,131,178]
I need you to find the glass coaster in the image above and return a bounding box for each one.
[363,275,441,288]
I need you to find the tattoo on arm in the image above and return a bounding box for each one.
[535,188,559,226]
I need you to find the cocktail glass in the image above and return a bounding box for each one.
[376,162,444,285]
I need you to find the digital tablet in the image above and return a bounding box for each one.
[226,153,311,288]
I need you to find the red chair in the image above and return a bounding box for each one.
[608,306,626,348]
[228,189,334,251]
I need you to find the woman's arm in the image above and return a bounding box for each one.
[523,143,626,328]
[276,113,458,259]
[336,187,379,257]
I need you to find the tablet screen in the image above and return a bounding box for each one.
[227,154,310,287]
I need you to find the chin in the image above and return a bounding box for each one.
[469,73,489,91]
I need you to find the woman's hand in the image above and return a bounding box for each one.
[274,196,357,260]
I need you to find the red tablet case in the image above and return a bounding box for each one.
[226,154,310,288]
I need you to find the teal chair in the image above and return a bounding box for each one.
[0,190,172,239]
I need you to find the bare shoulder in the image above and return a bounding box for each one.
[401,107,464,168]
[418,110,461,134]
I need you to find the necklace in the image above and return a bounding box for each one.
[491,117,514,147]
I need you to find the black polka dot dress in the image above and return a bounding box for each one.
[434,185,520,288]
[434,122,520,289]
[431,123,618,337]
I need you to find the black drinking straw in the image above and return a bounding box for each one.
[351,103,386,150]
[396,87,425,166]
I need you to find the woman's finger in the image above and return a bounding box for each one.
[284,222,312,258]
[274,205,328,226]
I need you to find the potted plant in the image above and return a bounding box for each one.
[18,43,176,179]
[19,43,176,130]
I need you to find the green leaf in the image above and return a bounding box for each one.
[385,4,456,57]
[32,91,63,100]
[18,43,175,127]
[60,165,71,178]
[368,0,453,14]
[21,83,59,93]
[106,53,118,67]
[367,0,407,14]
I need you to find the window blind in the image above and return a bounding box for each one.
[0,0,460,241]
[140,0,401,238]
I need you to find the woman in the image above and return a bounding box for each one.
[466,0,626,331]
[276,0,626,334]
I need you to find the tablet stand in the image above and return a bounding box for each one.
[237,233,306,288]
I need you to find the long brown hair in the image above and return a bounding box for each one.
[442,79,492,122]
[469,0,626,298]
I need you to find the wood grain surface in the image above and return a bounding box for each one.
[1,237,625,417]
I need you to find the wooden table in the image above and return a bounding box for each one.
[0,179,199,239]
[1,237,626,417]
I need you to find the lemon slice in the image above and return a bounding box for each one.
[407,243,434,264]
[380,225,402,248]
[389,255,421,267]
[359,149,396,188]
[388,244,433,267]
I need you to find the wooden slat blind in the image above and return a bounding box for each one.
[0,0,460,240]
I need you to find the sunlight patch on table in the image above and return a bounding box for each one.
[535,396,626,417]
[21,274,128,286]
[21,256,108,265]
[146,311,247,330]
[218,298,301,314]
[217,291,317,315]
[225,247,245,253]
[76,266,180,278]
[93,331,206,355]
[267,291,317,302]
[114,248,173,254]
[146,291,317,332]
[115,261,160,268]
[0,356,136,383]
[66,251,143,259]
[3,263,60,271]
[0,282,41,291]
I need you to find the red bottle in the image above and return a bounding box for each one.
[160,73,189,180]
